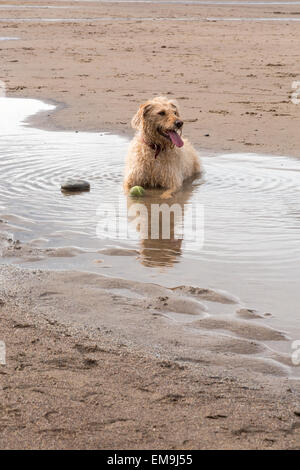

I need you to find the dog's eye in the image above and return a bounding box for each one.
[158,111,166,116]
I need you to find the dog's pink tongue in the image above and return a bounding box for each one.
[168,131,184,148]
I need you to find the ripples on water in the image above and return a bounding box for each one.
[1,97,299,273]
[0,97,299,344]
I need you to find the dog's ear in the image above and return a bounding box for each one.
[131,103,152,129]
[170,99,180,114]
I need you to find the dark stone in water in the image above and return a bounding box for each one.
[61,179,90,192]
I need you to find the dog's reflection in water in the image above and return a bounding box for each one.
[127,185,196,267]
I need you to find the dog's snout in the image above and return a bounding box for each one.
[175,120,183,129]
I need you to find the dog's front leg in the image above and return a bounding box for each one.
[160,187,179,199]
[123,173,137,193]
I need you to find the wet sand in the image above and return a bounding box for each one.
[1,265,300,450]
[1,0,300,450]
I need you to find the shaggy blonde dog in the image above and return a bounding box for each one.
[124,96,201,199]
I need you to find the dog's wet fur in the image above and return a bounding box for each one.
[124,96,201,199]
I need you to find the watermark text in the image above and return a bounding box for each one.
[0,341,6,365]
[0,80,6,97]
[291,340,300,366]
[291,81,300,105]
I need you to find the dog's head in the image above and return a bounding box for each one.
[131,96,184,148]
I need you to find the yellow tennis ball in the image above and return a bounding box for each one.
[129,186,145,197]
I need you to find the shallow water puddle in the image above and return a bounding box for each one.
[0,97,299,374]
[51,0,300,4]
[207,17,300,21]
[0,5,73,8]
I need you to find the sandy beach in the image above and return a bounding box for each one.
[1,265,300,450]
[1,0,300,156]
[1,0,300,450]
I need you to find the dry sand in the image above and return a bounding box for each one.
[0,0,300,450]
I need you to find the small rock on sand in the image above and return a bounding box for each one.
[61,179,90,193]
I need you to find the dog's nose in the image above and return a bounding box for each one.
[175,120,183,129]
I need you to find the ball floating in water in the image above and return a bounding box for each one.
[129,186,145,197]
[61,179,90,193]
